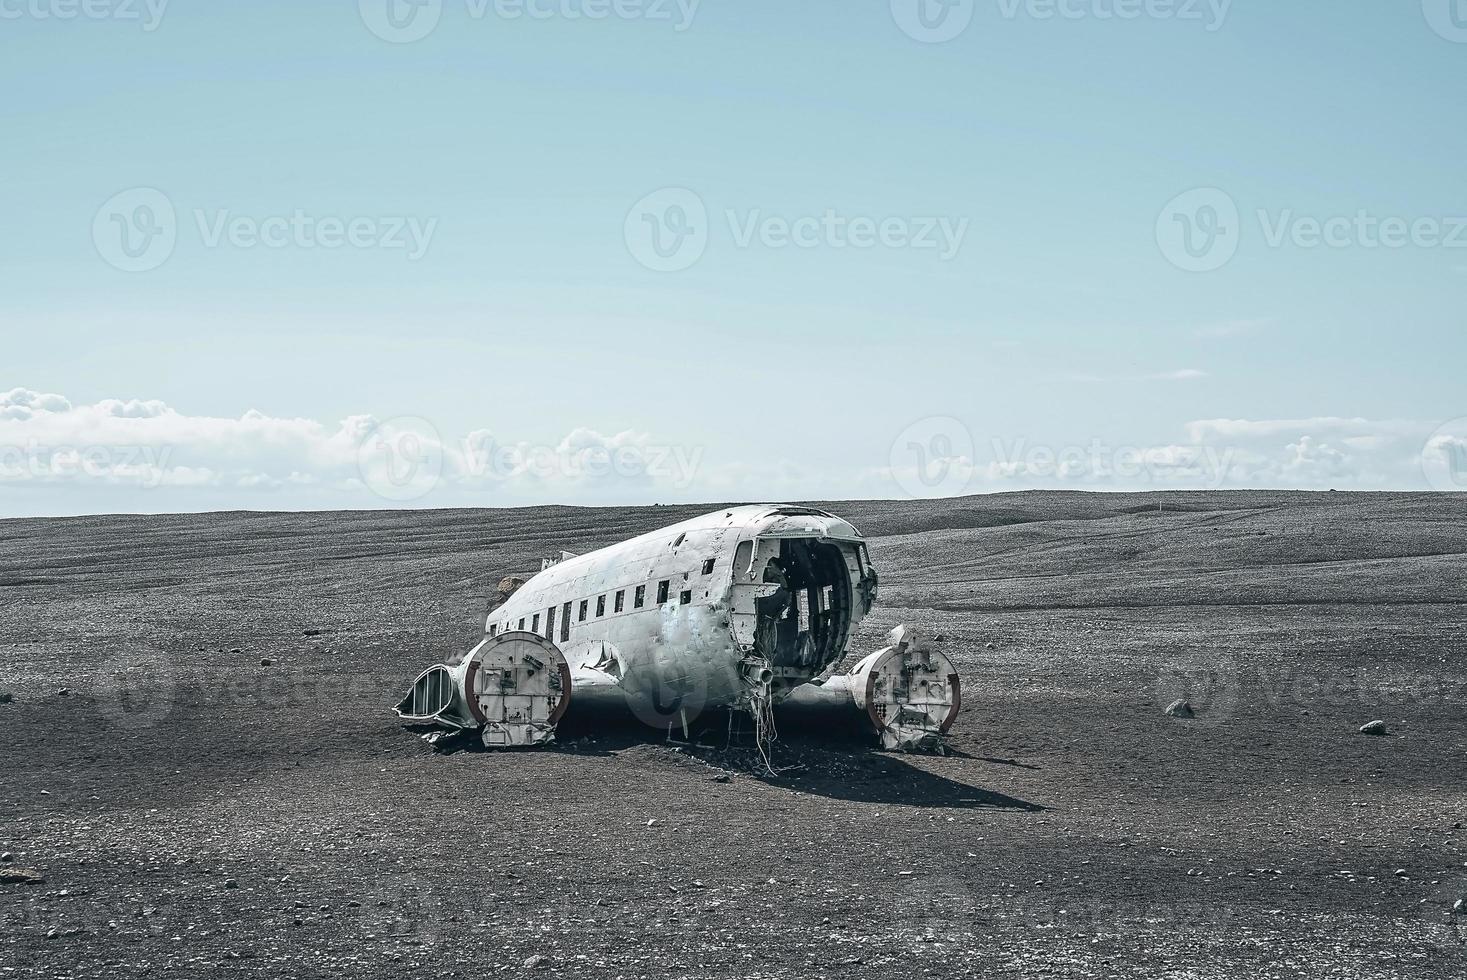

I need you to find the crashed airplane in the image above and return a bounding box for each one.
[396,505,960,752]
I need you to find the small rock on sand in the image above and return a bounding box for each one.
[1359,720,1389,737]
[1165,699,1195,719]
[0,868,45,885]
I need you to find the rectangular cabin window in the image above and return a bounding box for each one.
[532,613,540,633]
[702,558,715,575]
[560,602,571,642]
[614,590,625,613]
[578,600,588,622]
[679,589,692,605]
[518,618,526,631]
[657,580,670,604]
[596,595,606,617]
[545,607,555,639]
[488,624,498,638]
[634,584,646,608]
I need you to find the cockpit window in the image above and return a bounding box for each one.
[733,540,754,580]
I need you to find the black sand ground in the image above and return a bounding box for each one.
[1,491,1465,978]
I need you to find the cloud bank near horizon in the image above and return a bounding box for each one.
[0,388,1461,517]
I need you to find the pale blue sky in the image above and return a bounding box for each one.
[2,2,1465,515]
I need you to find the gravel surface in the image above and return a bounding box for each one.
[1,491,1464,978]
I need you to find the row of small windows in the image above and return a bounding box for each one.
[488,559,715,642]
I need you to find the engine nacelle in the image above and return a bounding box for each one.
[396,631,572,747]
[779,625,960,751]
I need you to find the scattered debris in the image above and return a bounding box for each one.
[1360,720,1389,737]
[0,868,45,885]
[1165,699,1195,719]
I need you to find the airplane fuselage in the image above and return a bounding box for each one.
[484,505,878,724]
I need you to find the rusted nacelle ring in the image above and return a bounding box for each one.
[849,639,961,751]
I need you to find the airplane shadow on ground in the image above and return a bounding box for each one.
[421,712,1046,812]
[754,755,1046,811]
[549,714,1047,812]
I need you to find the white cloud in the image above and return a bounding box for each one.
[0,389,1458,516]
[0,389,706,511]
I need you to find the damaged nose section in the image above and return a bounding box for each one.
[396,631,572,748]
